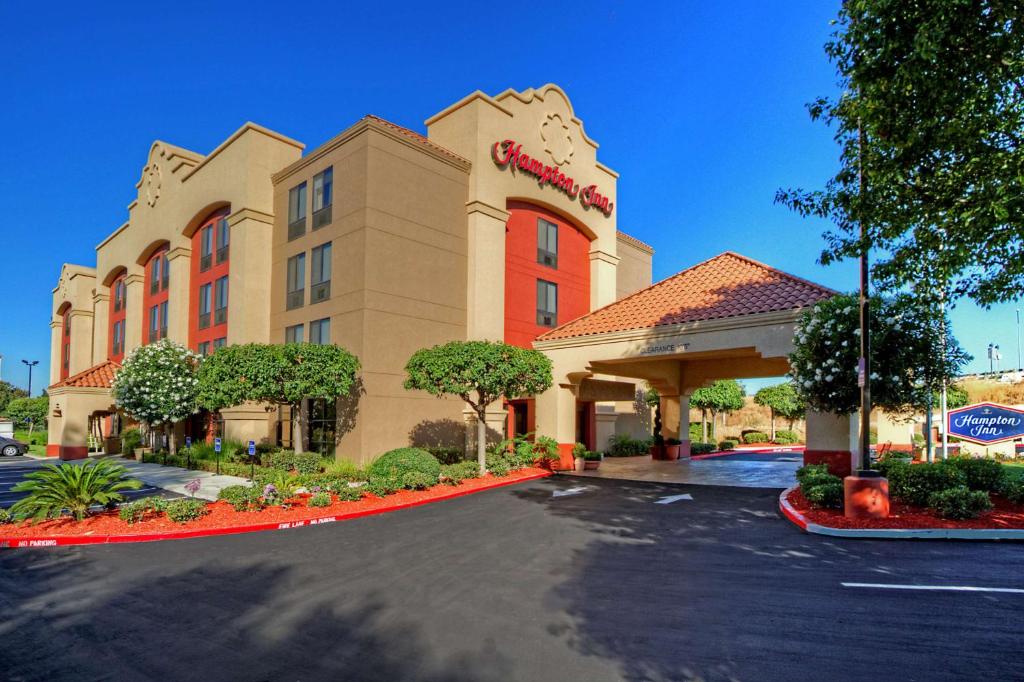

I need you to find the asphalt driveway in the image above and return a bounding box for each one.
[0,457,174,510]
[1,476,1022,681]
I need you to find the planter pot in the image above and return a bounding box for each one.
[133,446,151,462]
[584,459,601,470]
[650,445,666,460]
[664,445,681,461]
[574,457,586,472]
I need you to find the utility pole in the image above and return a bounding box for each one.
[856,118,871,473]
[1017,308,1022,371]
[21,359,38,397]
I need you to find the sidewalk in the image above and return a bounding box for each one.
[115,460,251,501]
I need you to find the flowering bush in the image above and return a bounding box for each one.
[789,293,968,416]
[112,339,202,429]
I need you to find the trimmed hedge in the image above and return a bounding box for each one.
[164,498,208,524]
[718,440,738,451]
[606,434,651,457]
[690,442,716,455]
[946,457,1005,492]
[928,487,992,519]
[743,432,769,444]
[366,448,441,491]
[774,430,799,445]
[887,462,967,507]
[805,480,844,508]
[440,460,479,485]
[268,451,323,475]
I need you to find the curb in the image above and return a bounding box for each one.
[0,471,553,549]
[691,446,803,461]
[778,487,1024,541]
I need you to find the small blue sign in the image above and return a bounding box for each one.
[248,440,256,457]
[214,438,222,453]
[185,436,192,448]
[947,402,1024,445]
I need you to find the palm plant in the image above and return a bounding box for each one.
[10,460,143,521]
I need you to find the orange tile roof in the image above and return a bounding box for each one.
[363,115,470,165]
[538,252,835,342]
[50,359,120,390]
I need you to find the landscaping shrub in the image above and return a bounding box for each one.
[121,428,142,455]
[440,460,479,485]
[1001,479,1024,504]
[9,460,143,522]
[163,498,208,524]
[332,485,364,502]
[425,446,465,465]
[188,442,217,461]
[323,459,366,481]
[928,487,993,519]
[308,491,331,508]
[118,497,166,524]
[805,480,844,508]
[946,457,1005,492]
[268,450,323,475]
[367,447,441,491]
[0,508,11,524]
[606,434,651,457]
[690,442,716,455]
[218,485,262,512]
[689,423,703,442]
[366,474,401,497]
[774,430,799,445]
[718,440,737,451]
[890,462,966,507]
[743,432,769,444]
[796,464,833,488]
[485,450,512,477]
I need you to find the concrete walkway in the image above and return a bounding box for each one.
[569,453,799,488]
[114,459,251,501]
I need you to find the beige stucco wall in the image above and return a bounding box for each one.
[615,233,654,300]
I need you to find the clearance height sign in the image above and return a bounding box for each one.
[491,139,614,217]
[946,402,1024,445]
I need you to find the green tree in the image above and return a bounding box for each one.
[197,343,360,454]
[6,396,49,434]
[404,341,553,475]
[754,383,803,440]
[789,293,969,417]
[0,380,28,416]
[777,1,1024,306]
[691,380,745,442]
[112,339,201,453]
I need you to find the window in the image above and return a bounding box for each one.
[309,398,337,456]
[200,226,213,272]
[62,343,70,370]
[311,242,331,303]
[537,218,558,268]
[286,253,305,310]
[149,305,159,342]
[112,320,124,356]
[288,182,307,240]
[198,283,212,329]
[214,276,228,325]
[216,218,229,263]
[113,279,125,312]
[312,167,333,229]
[537,280,557,327]
[213,337,227,350]
[160,254,169,291]
[285,324,304,343]
[197,341,210,357]
[63,310,71,337]
[310,317,330,345]
[150,256,161,294]
[159,301,168,339]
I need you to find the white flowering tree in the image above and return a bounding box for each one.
[789,293,969,418]
[112,339,202,453]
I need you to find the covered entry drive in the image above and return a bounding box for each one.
[532,252,861,475]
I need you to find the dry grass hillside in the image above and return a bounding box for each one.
[960,378,1024,406]
[690,396,805,441]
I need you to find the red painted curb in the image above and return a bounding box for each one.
[0,471,553,549]
[691,446,804,460]
[778,486,809,531]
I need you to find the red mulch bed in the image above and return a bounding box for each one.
[787,486,1024,530]
[0,467,549,540]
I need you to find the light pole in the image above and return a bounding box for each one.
[21,359,38,396]
[1017,308,1021,371]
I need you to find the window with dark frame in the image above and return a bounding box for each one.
[216,218,229,263]
[150,256,161,294]
[113,279,125,312]
[200,226,213,272]
[311,242,331,303]
[214,276,228,325]
[537,218,558,268]
[198,283,211,329]
[288,182,307,240]
[159,301,168,339]
[160,253,169,290]
[213,337,227,350]
[310,317,330,345]
[312,167,333,229]
[536,279,558,327]
[197,341,210,357]
[285,324,304,344]
[149,305,159,342]
[286,253,306,310]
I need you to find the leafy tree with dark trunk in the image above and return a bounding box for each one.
[753,383,803,440]
[690,380,745,442]
[197,343,360,454]
[404,341,552,475]
[6,396,49,435]
[777,0,1024,306]
[0,380,28,416]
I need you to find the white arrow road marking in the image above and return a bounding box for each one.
[655,493,693,504]
[552,486,591,498]
[842,582,1024,594]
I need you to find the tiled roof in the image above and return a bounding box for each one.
[50,360,120,390]
[364,115,470,165]
[538,252,835,342]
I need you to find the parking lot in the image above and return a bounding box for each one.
[0,457,174,510]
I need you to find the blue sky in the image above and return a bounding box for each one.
[0,1,1017,395]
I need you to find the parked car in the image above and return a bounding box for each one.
[0,436,28,456]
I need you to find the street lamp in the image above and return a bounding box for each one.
[987,344,1001,374]
[21,359,38,396]
[1016,308,1021,371]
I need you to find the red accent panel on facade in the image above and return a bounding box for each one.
[56,446,89,461]
[188,208,230,353]
[108,271,127,362]
[59,308,71,381]
[142,245,170,344]
[503,201,591,349]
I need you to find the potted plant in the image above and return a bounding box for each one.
[583,450,602,470]
[664,438,682,461]
[649,392,666,459]
[572,442,588,472]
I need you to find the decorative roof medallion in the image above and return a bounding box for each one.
[145,163,162,207]
[540,113,574,166]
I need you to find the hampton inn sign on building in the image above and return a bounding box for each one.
[47,84,857,471]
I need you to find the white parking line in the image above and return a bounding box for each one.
[552,486,590,498]
[842,582,1024,594]
[655,493,693,504]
